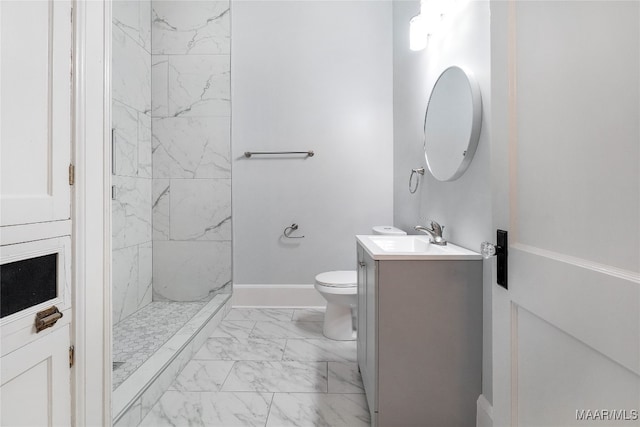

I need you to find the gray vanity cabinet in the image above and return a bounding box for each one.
[357,245,377,416]
[356,242,483,427]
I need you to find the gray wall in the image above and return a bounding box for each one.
[231,1,394,285]
[392,0,493,402]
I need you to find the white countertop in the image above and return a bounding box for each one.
[356,235,482,261]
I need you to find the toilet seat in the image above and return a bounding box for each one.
[315,270,357,288]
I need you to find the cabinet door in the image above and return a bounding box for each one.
[356,246,366,372]
[1,236,72,426]
[1,326,71,426]
[357,245,379,421]
[0,0,72,226]
[364,253,377,416]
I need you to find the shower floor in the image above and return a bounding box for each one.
[112,301,209,389]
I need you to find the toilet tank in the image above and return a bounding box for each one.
[372,226,406,236]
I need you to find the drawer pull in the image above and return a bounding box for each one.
[35,306,63,333]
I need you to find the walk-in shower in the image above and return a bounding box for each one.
[111,0,231,423]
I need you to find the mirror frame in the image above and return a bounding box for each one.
[423,66,482,182]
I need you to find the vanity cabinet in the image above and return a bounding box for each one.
[357,245,378,415]
[356,242,483,427]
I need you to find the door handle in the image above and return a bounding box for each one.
[481,229,508,289]
[111,128,116,175]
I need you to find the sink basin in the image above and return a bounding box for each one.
[356,235,482,260]
[367,235,432,253]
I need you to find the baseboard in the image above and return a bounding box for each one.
[477,395,494,427]
[232,284,326,307]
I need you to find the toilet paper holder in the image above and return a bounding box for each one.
[283,223,305,239]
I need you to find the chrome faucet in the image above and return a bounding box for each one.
[415,220,447,245]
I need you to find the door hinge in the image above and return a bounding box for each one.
[69,164,75,186]
[69,345,75,368]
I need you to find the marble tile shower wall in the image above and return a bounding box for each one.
[151,1,232,302]
[112,1,153,324]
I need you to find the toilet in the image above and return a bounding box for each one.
[314,226,407,341]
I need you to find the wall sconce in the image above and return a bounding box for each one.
[410,0,465,51]
[409,15,428,51]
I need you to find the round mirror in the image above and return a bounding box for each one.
[423,66,482,181]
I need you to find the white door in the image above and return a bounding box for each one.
[491,1,640,426]
[0,0,74,425]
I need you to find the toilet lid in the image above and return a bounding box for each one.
[315,270,357,288]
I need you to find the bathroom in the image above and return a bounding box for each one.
[0,0,637,425]
[108,0,492,423]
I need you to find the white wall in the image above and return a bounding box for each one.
[232,1,394,285]
[392,0,493,403]
[112,0,153,323]
[151,0,232,301]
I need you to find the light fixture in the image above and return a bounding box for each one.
[409,15,428,51]
[409,0,463,51]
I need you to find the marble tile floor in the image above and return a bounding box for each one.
[139,308,371,427]
[113,300,210,389]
